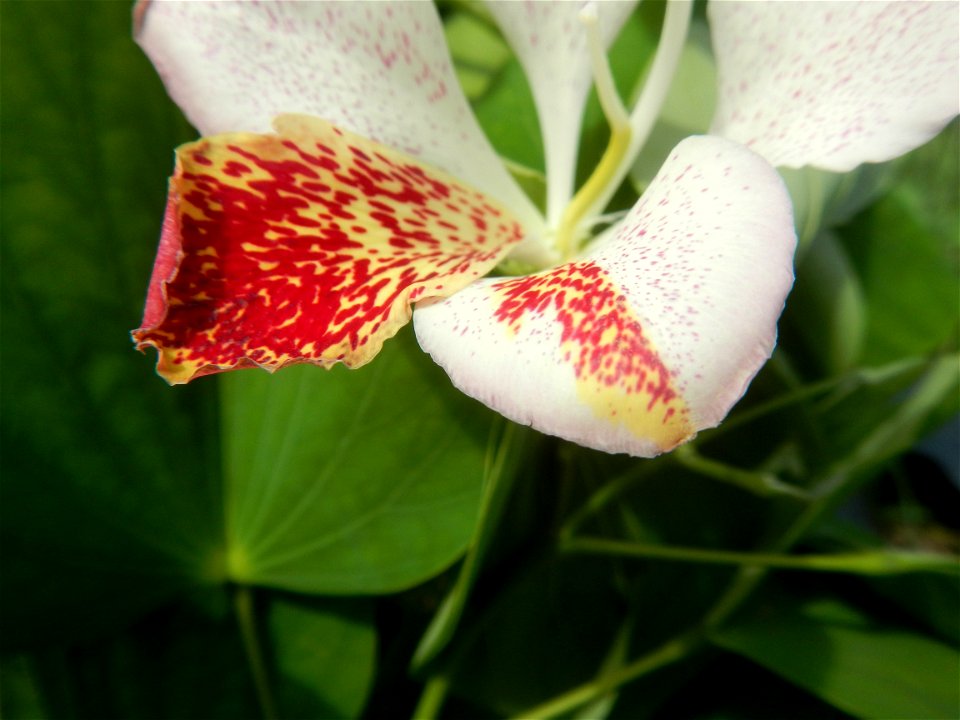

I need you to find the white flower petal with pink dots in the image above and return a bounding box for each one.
[135,0,543,235]
[709,1,960,171]
[486,0,636,223]
[414,136,796,456]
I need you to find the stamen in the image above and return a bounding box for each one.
[628,1,694,166]
[581,3,630,132]
[554,0,693,259]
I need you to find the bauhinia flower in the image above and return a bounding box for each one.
[132,1,958,457]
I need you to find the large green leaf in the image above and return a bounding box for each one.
[0,0,221,648]
[712,593,960,719]
[268,595,376,718]
[220,327,493,594]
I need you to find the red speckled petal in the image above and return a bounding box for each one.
[133,115,525,385]
[709,1,959,171]
[135,0,544,240]
[414,136,796,456]
[486,0,636,223]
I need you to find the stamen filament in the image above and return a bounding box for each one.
[555,0,693,259]
[628,0,694,166]
[555,124,631,259]
[581,3,630,130]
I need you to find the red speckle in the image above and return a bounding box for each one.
[491,263,679,411]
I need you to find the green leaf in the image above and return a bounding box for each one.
[713,593,960,719]
[0,0,221,649]
[0,656,48,720]
[447,557,630,716]
[841,122,960,365]
[810,520,960,646]
[444,11,512,100]
[816,354,959,478]
[471,58,545,172]
[787,230,867,375]
[220,327,492,594]
[269,595,376,718]
[610,652,852,720]
[1,593,260,720]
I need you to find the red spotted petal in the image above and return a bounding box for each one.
[414,136,797,457]
[133,115,525,384]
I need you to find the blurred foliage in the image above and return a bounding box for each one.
[1,2,957,719]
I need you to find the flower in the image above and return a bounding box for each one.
[132,0,958,457]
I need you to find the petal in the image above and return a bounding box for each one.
[414,136,796,456]
[135,0,544,235]
[709,1,960,171]
[486,0,636,223]
[133,115,525,385]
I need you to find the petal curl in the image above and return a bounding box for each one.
[486,0,636,223]
[709,1,960,170]
[414,136,796,456]
[135,0,543,236]
[133,116,525,384]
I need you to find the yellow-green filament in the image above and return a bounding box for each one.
[556,124,632,259]
[555,0,693,260]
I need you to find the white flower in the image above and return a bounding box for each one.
[133,0,958,456]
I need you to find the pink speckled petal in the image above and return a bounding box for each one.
[135,0,544,236]
[486,0,636,223]
[709,1,960,171]
[414,136,796,456]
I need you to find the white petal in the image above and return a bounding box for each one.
[709,1,960,170]
[136,0,544,234]
[414,136,796,456]
[486,0,636,224]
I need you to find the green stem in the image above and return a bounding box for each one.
[561,537,959,576]
[411,672,452,720]
[706,356,926,441]
[411,421,528,671]
[558,460,657,542]
[513,631,699,720]
[235,585,279,720]
[673,444,809,499]
[555,125,632,259]
[706,354,960,633]
[524,356,957,717]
